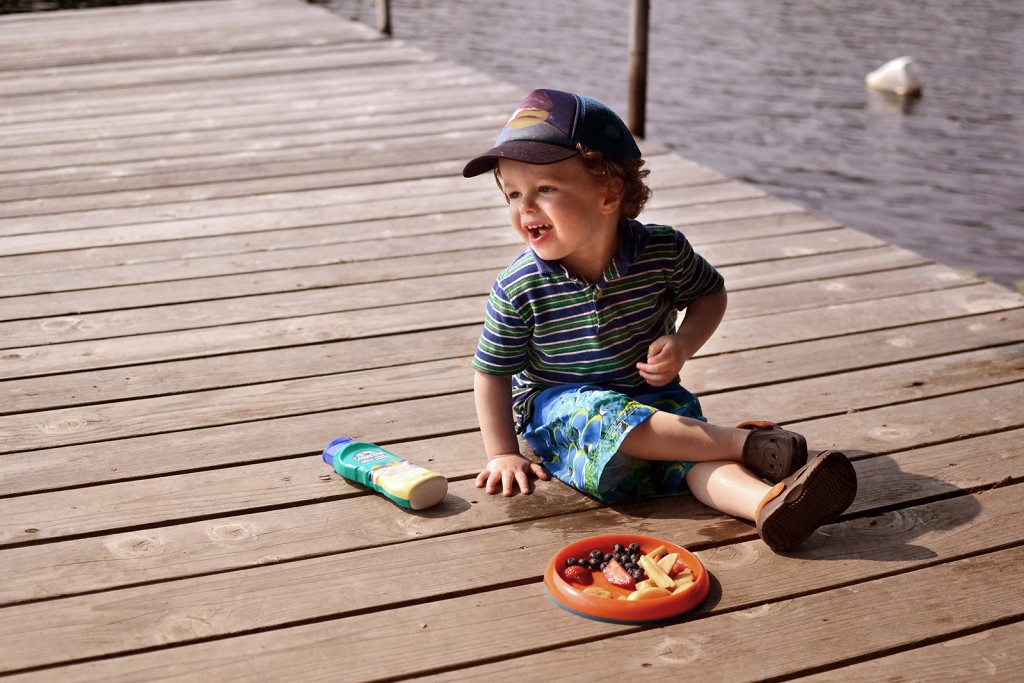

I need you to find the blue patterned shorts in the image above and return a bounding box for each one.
[521,383,705,504]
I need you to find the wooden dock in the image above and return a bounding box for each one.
[2,0,1023,679]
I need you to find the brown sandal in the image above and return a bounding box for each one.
[738,420,808,483]
[756,450,858,552]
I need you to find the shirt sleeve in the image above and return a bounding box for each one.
[670,230,725,309]
[471,280,532,376]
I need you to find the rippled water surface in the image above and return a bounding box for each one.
[332,0,1023,290]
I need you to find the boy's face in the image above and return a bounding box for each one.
[497,157,623,277]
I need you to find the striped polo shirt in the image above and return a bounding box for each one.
[473,219,725,427]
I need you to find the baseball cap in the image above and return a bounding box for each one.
[462,89,641,178]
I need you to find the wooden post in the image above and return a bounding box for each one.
[628,0,649,138]
[376,0,392,36]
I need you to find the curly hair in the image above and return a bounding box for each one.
[492,146,653,219]
[576,145,652,219]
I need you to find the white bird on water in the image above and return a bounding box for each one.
[866,56,924,96]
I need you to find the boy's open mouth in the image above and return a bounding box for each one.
[527,224,553,240]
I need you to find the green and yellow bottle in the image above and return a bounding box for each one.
[321,436,448,510]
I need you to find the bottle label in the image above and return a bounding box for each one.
[371,461,431,489]
[352,449,397,467]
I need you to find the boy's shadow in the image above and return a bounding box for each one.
[829,450,983,562]
[612,451,983,563]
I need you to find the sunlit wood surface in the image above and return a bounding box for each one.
[2,1,1023,680]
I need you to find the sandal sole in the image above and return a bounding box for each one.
[757,450,857,552]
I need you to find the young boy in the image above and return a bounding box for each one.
[463,89,857,552]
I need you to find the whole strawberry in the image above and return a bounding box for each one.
[563,565,593,585]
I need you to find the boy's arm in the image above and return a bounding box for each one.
[473,370,550,496]
[637,286,728,386]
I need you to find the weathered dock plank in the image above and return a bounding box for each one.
[1,0,1022,680]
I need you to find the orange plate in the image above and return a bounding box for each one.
[543,533,710,624]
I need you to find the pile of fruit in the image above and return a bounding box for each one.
[561,541,695,601]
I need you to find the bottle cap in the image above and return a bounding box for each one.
[321,436,354,465]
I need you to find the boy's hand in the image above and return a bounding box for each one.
[476,454,550,497]
[637,334,690,386]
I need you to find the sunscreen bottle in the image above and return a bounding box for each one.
[321,436,448,510]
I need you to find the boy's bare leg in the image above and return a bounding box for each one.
[685,461,772,520]
[619,410,747,463]
[620,411,779,521]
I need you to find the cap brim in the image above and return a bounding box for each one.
[462,140,578,177]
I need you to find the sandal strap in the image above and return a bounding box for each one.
[736,419,777,430]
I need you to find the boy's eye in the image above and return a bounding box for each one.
[539,185,555,193]
[506,191,521,200]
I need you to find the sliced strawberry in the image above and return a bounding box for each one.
[563,565,593,585]
[601,558,635,590]
[671,559,691,577]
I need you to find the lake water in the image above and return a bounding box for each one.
[328,0,1023,291]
